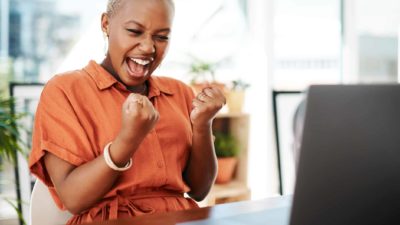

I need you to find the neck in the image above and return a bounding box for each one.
[101,58,119,81]
[127,82,148,95]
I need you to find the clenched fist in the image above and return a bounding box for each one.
[191,87,226,128]
[119,93,159,142]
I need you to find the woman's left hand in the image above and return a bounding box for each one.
[190,87,226,128]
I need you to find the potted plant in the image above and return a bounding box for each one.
[0,97,25,162]
[214,132,239,184]
[226,79,250,113]
[188,58,226,94]
[0,97,27,224]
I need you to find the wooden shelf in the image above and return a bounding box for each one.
[216,112,249,118]
[199,181,251,206]
[212,181,250,199]
[199,113,250,207]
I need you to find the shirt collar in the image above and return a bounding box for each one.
[83,60,174,97]
[147,76,174,98]
[84,60,117,90]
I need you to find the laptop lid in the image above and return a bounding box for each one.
[289,84,400,225]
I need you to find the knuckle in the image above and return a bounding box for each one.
[204,104,213,111]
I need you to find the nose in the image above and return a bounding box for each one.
[138,36,155,54]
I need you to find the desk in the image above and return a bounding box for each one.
[86,196,292,225]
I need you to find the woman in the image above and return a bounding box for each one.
[28,0,225,224]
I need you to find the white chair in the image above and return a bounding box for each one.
[29,179,72,225]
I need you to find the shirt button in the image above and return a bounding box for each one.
[157,161,164,168]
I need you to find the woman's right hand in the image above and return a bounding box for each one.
[43,93,160,215]
[119,93,159,144]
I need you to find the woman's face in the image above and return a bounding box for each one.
[101,0,174,87]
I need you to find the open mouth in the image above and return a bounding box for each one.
[126,57,153,78]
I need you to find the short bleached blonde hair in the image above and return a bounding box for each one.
[106,0,122,17]
[106,0,174,17]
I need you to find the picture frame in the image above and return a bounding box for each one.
[272,90,305,195]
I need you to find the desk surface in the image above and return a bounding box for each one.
[87,196,292,225]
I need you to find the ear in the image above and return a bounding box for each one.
[101,13,110,36]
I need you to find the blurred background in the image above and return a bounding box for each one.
[0,0,399,224]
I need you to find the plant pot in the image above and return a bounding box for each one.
[227,90,245,113]
[216,157,238,184]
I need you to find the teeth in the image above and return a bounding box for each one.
[130,58,152,66]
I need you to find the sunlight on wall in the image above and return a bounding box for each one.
[54,18,104,78]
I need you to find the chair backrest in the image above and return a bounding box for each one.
[29,180,72,225]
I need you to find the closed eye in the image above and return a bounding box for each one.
[126,29,143,35]
[154,35,169,41]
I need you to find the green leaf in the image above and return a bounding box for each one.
[4,198,27,225]
[214,132,239,158]
[0,97,27,163]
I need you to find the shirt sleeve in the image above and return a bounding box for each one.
[29,77,94,187]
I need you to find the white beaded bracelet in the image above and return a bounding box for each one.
[103,142,132,171]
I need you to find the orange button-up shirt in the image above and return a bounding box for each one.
[29,61,198,224]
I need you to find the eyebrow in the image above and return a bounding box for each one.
[124,20,171,33]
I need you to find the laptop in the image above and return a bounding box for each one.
[180,84,400,225]
[289,84,400,225]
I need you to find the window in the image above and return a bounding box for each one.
[355,0,399,83]
[272,0,342,195]
[273,0,342,90]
